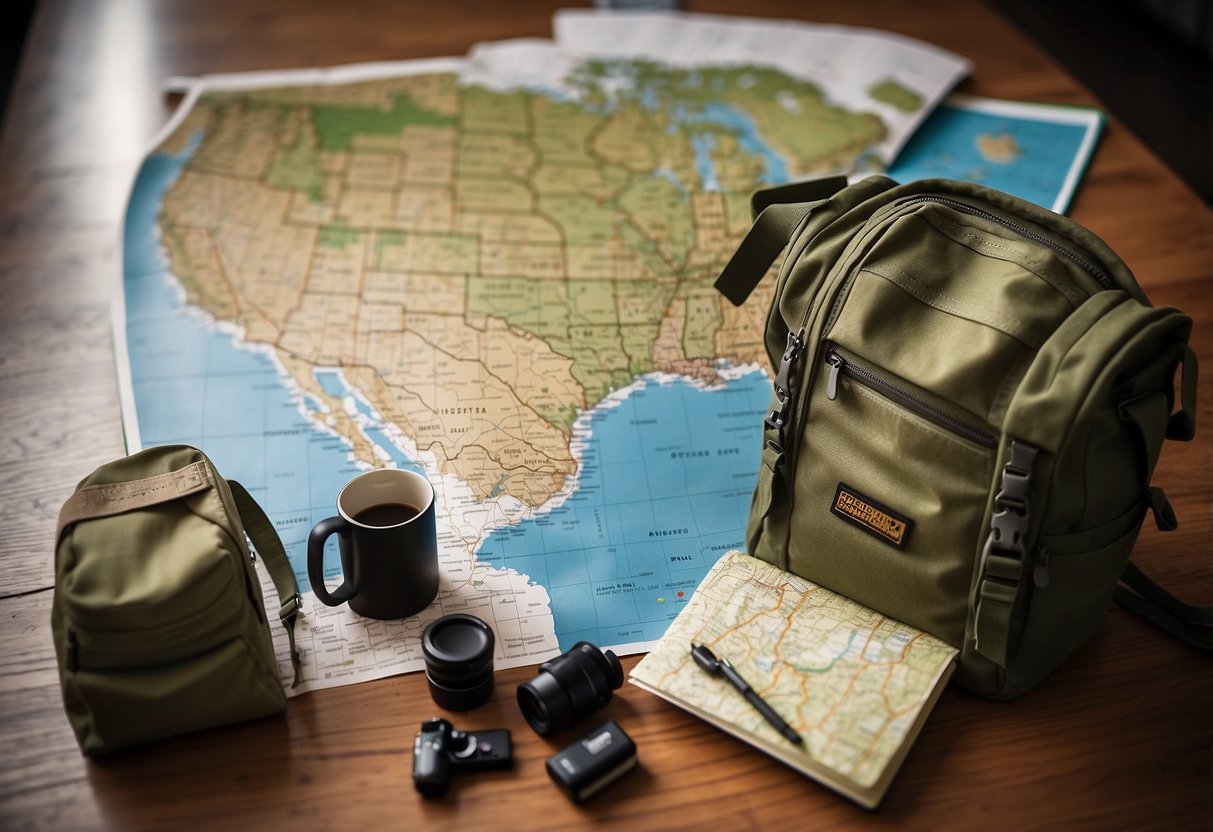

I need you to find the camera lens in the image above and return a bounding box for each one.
[516,641,623,735]
[422,614,495,711]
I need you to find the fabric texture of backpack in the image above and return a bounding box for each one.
[52,445,302,755]
[715,175,1208,699]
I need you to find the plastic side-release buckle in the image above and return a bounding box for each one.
[764,331,803,439]
[974,440,1041,666]
[278,592,304,688]
[979,441,1040,583]
[279,592,302,625]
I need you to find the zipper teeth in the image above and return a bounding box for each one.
[784,211,892,438]
[835,352,998,448]
[902,196,1114,289]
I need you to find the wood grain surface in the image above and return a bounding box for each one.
[1,1,1209,830]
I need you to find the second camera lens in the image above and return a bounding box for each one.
[516,641,623,735]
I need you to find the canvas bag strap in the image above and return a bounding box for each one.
[1114,561,1213,651]
[714,175,848,307]
[56,460,213,542]
[228,480,303,688]
[1112,343,1206,648]
[1118,343,1198,469]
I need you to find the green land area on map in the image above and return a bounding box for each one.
[154,59,900,513]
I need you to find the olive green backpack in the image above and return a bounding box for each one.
[52,445,302,755]
[716,175,1210,698]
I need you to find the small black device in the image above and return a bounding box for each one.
[516,641,623,735]
[545,719,638,803]
[412,717,512,798]
[421,613,496,710]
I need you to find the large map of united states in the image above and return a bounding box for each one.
[153,61,889,509]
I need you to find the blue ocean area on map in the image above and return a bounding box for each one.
[124,136,770,652]
[887,103,1092,210]
[479,373,767,651]
[124,137,367,584]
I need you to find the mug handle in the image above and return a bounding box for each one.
[307,516,359,606]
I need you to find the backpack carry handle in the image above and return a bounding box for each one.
[714,175,849,307]
[748,175,850,216]
[56,461,213,542]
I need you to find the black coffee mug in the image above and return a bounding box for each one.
[307,468,439,619]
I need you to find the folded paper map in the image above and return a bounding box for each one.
[630,551,957,808]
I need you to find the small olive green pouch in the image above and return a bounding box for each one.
[52,445,302,755]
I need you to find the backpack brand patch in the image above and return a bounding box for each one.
[830,483,912,549]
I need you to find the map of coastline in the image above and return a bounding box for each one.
[885,94,1104,213]
[120,16,970,692]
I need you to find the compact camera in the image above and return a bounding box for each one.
[412,717,512,797]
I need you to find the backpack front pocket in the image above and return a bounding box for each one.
[64,635,285,756]
[784,345,998,646]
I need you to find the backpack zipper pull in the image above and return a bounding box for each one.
[1033,545,1051,587]
[825,352,844,401]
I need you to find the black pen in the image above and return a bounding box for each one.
[690,643,803,745]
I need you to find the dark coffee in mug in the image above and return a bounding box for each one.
[307,468,439,620]
[353,502,422,527]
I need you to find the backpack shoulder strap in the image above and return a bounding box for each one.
[1115,560,1213,650]
[228,479,303,687]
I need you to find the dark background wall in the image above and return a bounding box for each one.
[1,1,36,135]
[991,0,1212,206]
[2,1,1210,204]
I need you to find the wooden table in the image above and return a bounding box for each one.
[1,1,1209,829]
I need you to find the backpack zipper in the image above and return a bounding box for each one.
[770,192,1111,457]
[824,347,998,448]
[814,195,1114,342]
[899,195,1115,290]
